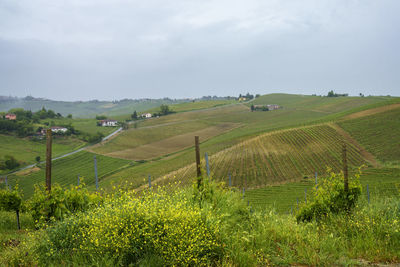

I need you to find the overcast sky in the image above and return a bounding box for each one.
[0,0,399,101]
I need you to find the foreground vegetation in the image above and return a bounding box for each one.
[1,170,399,266]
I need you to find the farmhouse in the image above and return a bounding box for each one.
[141,113,152,118]
[5,113,16,120]
[100,119,118,127]
[50,126,68,133]
[267,104,280,110]
[252,104,282,111]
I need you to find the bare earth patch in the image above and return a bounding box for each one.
[105,123,240,160]
[14,166,41,176]
[343,103,400,120]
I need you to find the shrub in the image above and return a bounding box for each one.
[296,168,362,222]
[34,187,223,266]
[0,187,22,229]
[29,183,103,227]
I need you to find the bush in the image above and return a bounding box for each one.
[296,168,362,222]
[29,183,103,227]
[0,187,22,229]
[33,186,223,266]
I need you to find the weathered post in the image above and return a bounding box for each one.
[94,156,98,191]
[342,143,349,192]
[195,136,201,188]
[205,152,210,177]
[45,129,52,192]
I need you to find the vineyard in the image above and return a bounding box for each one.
[245,167,400,213]
[153,124,367,189]
[8,151,132,198]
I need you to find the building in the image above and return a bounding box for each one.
[267,104,280,110]
[141,113,152,118]
[100,119,118,127]
[5,113,16,120]
[50,126,68,133]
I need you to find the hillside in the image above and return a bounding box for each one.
[0,96,185,118]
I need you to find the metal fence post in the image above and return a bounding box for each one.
[367,184,370,204]
[205,152,210,177]
[148,174,151,188]
[229,172,232,187]
[77,174,80,186]
[94,156,98,191]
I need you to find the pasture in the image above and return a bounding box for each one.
[7,151,131,198]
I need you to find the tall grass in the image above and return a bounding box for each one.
[2,177,399,266]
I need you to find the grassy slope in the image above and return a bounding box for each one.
[338,107,400,165]
[0,134,85,173]
[8,151,131,198]
[40,117,116,135]
[246,167,400,213]
[99,95,391,190]
[0,98,185,118]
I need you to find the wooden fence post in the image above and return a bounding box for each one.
[195,136,201,188]
[45,129,52,192]
[342,143,349,192]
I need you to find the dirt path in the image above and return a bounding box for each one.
[342,103,400,120]
[328,123,379,167]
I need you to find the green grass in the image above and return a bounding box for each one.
[245,167,400,213]
[8,151,132,198]
[98,94,395,190]
[0,211,34,254]
[40,117,117,135]
[0,134,85,173]
[338,107,400,165]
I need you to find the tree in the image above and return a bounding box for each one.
[0,188,22,229]
[35,156,41,163]
[67,114,73,119]
[131,110,138,120]
[0,155,20,170]
[160,104,171,116]
[250,104,255,112]
[96,115,107,120]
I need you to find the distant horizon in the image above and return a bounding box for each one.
[0,91,398,103]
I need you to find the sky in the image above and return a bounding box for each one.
[0,0,399,101]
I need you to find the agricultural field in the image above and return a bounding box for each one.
[138,124,367,191]
[338,106,400,165]
[142,99,237,114]
[97,95,398,190]
[7,151,131,198]
[249,93,392,113]
[0,97,184,118]
[245,167,400,213]
[0,134,85,174]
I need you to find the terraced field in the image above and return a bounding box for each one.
[7,151,131,198]
[150,124,367,189]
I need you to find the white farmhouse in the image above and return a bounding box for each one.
[50,126,68,133]
[141,113,152,118]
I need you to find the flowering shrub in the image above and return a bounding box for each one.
[29,183,103,227]
[296,168,362,222]
[35,187,223,266]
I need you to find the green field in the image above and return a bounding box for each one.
[7,151,131,198]
[338,107,400,165]
[245,167,400,213]
[0,134,85,174]
[0,97,186,118]
[96,94,394,190]
[40,117,117,135]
